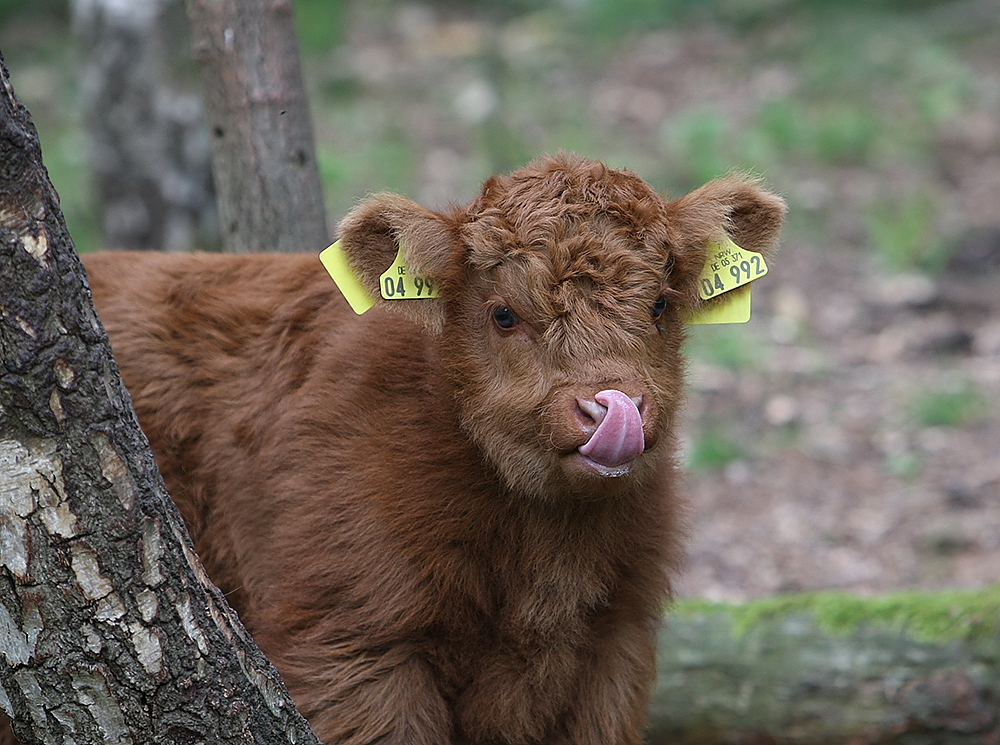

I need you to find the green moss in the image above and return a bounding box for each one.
[673,583,1000,643]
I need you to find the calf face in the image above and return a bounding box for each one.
[338,154,784,501]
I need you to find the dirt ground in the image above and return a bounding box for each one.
[659,22,1000,602]
[676,230,1000,602]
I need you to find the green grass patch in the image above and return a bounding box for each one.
[572,0,707,39]
[661,110,733,187]
[685,325,765,371]
[910,382,988,428]
[811,105,882,164]
[867,191,951,273]
[884,450,923,480]
[295,0,349,52]
[686,425,745,472]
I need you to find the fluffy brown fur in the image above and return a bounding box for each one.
[15,154,782,744]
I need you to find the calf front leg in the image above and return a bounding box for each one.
[559,617,660,745]
[274,641,453,745]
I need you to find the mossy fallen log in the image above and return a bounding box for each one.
[650,585,1000,744]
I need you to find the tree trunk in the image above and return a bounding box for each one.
[72,0,218,251]
[649,590,1000,744]
[185,0,329,253]
[0,51,321,745]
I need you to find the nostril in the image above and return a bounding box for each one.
[575,397,607,430]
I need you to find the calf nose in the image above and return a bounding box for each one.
[576,392,644,431]
[577,390,645,468]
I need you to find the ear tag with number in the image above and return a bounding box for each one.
[684,237,768,325]
[378,246,441,301]
[320,240,377,315]
[320,240,441,315]
[686,285,752,325]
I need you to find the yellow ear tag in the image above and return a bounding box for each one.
[378,246,441,300]
[686,285,752,324]
[320,240,377,315]
[684,237,768,325]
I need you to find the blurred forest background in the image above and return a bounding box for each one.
[2,0,999,603]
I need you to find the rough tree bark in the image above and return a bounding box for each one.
[185,0,329,253]
[0,52,321,745]
[72,0,218,251]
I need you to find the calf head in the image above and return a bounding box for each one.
[339,154,784,500]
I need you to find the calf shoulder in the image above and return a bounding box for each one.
[84,252,470,618]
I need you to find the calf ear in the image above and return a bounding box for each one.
[665,175,786,308]
[337,193,461,332]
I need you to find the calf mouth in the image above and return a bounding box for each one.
[574,451,638,478]
[574,389,646,478]
[543,384,656,482]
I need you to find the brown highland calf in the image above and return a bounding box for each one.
[75,154,782,744]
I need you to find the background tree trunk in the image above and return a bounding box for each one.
[185,0,329,253]
[72,0,218,251]
[0,51,321,745]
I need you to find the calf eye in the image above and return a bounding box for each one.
[493,306,519,330]
[651,296,667,319]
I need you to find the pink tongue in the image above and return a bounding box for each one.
[578,390,645,467]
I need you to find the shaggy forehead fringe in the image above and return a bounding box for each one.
[474,152,667,231]
[464,153,672,314]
